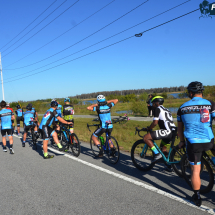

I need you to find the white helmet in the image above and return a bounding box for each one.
[97,95,106,102]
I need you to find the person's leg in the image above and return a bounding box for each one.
[8,135,14,154]
[51,130,65,151]
[92,128,104,157]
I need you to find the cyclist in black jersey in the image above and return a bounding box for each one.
[143,96,176,163]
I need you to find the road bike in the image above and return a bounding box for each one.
[180,150,215,194]
[131,127,184,177]
[58,123,81,157]
[29,121,40,150]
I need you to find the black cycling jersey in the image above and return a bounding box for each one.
[62,104,74,115]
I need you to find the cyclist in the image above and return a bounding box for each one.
[0,100,15,153]
[28,103,39,136]
[22,105,37,147]
[87,95,118,157]
[61,98,74,134]
[6,102,15,132]
[39,100,73,159]
[177,81,215,207]
[52,99,62,140]
[15,104,23,136]
[143,96,177,163]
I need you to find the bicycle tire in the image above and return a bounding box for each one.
[31,130,37,150]
[90,134,100,157]
[169,146,184,177]
[131,139,155,171]
[70,133,81,157]
[181,154,214,194]
[107,136,120,164]
[61,131,68,148]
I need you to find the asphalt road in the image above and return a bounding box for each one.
[1,130,215,215]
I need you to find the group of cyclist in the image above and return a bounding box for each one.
[0,81,214,207]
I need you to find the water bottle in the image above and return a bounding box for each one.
[211,157,215,165]
[99,136,105,145]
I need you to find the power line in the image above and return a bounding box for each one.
[3,8,199,84]
[2,0,80,58]
[0,0,58,51]
[4,0,149,70]
[4,0,192,80]
[4,0,116,69]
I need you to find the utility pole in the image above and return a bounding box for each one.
[0,53,5,101]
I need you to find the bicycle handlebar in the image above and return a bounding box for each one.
[135,127,149,138]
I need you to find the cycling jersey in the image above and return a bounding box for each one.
[15,108,23,117]
[177,97,215,144]
[153,105,176,130]
[0,109,14,130]
[6,107,13,113]
[93,103,114,129]
[62,104,74,120]
[23,110,36,126]
[55,104,62,121]
[39,108,58,128]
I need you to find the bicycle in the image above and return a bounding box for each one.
[58,123,81,157]
[87,121,120,164]
[180,150,214,194]
[29,121,39,150]
[131,127,184,177]
[112,114,130,124]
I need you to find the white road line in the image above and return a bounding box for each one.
[13,135,215,214]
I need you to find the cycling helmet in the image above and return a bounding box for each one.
[64,98,70,102]
[187,81,204,93]
[151,96,164,104]
[16,104,21,109]
[51,100,58,107]
[97,95,106,103]
[6,103,9,107]
[26,105,32,110]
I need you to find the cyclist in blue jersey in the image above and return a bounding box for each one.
[0,100,15,153]
[15,104,23,136]
[177,81,215,207]
[52,99,62,141]
[39,100,73,159]
[22,105,37,147]
[28,103,40,136]
[87,95,118,157]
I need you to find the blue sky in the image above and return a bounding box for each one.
[0,0,214,102]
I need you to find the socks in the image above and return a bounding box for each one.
[44,152,48,157]
[57,143,62,148]
[194,190,201,199]
[10,144,13,149]
[151,146,159,155]
[97,144,102,150]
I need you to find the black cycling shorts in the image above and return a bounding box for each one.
[66,119,74,128]
[93,127,112,137]
[39,126,54,140]
[16,116,23,127]
[12,120,14,123]
[186,138,214,165]
[24,124,32,133]
[150,129,172,141]
[1,129,13,137]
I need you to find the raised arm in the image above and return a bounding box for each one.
[107,99,118,105]
[87,103,98,111]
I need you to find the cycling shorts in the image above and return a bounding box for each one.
[12,120,14,123]
[16,116,23,127]
[93,127,112,137]
[150,129,173,141]
[24,125,33,133]
[39,126,54,140]
[66,119,74,129]
[1,129,13,137]
[186,139,214,165]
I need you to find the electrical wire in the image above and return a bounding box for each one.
[3,8,199,84]
[4,0,116,69]
[0,0,58,51]
[2,0,80,58]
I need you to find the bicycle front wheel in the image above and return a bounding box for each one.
[181,154,214,194]
[90,134,100,157]
[70,133,81,157]
[131,140,155,171]
[107,136,120,164]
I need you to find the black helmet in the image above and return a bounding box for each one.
[26,105,32,110]
[16,104,21,109]
[51,100,58,107]
[151,96,164,104]
[187,81,204,93]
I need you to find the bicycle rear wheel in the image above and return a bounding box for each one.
[131,140,155,171]
[31,130,37,150]
[181,154,214,194]
[169,146,184,177]
[107,136,120,164]
[70,133,81,157]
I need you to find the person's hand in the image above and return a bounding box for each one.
[178,141,185,149]
[68,122,73,125]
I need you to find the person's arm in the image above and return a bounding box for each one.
[56,116,73,124]
[148,120,158,130]
[148,107,159,130]
[107,99,118,105]
[11,114,15,120]
[87,103,98,111]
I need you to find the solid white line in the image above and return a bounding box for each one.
[13,135,215,214]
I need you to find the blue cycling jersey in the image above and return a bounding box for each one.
[39,108,58,128]
[23,110,36,126]
[0,108,14,130]
[15,109,23,117]
[177,97,215,143]
[55,104,62,121]
[93,103,114,129]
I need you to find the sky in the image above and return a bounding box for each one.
[0,0,214,102]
